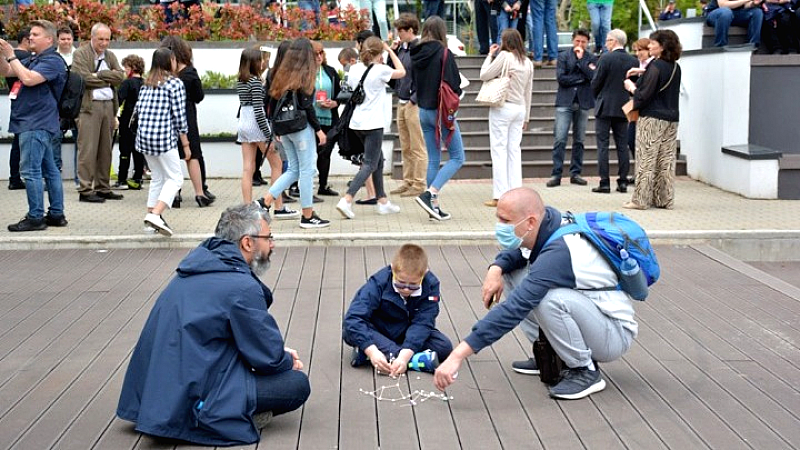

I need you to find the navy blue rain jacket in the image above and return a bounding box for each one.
[117,237,294,446]
[343,266,441,353]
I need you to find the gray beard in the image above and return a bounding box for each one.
[250,250,271,276]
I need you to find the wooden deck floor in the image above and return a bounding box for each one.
[1,245,799,450]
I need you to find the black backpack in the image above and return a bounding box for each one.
[51,55,85,130]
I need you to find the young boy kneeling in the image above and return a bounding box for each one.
[343,244,453,377]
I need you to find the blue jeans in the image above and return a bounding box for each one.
[419,107,465,190]
[268,126,318,208]
[360,0,388,39]
[527,0,558,60]
[706,7,763,46]
[255,369,311,415]
[19,130,65,220]
[551,103,588,177]
[587,2,613,53]
[423,0,445,19]
[498,11,520,37]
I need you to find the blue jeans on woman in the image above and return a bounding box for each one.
[19,129,65,220]
[587,2,613,53]
[419,107,465,190]
[527,0,558,61]
[268,126,318,208]
[497,10,520,38]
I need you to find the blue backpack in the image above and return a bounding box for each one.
[545,212,660,298]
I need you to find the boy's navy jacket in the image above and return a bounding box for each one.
[117,237,293,446]
[464,207,638,353]
[344,266,441,353]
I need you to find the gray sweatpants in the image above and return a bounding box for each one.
[505,268,635,369]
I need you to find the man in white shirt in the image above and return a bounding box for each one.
[56,26,75,66]
[71,23,125,203]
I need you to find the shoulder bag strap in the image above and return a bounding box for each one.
[658,63,678,93]
[440,47,448,84]
[356,63,374,91]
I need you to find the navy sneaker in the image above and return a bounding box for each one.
[408,350,438,373]
[350,347,368,367]
[511,358,540,375]
[415,191,441,220]
[548,365,606,400]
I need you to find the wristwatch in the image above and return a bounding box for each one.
[6,56,17,63]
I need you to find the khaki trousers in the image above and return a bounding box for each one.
[77,101,116,194]
[396,102,427,191]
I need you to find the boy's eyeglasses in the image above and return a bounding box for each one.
[392,276,423,291]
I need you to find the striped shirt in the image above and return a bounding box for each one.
[236,76,271,139]
[135,77,188,156]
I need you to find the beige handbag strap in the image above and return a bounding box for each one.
[659,63,678,93]
[499,52,511,78]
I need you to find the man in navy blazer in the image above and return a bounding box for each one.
[590,29,638,194]
[546,29,597,188]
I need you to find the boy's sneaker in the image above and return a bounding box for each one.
[126,179,142,190]
[408,350,438,373]
[144,213,173,237]
[415,191,441,220]
[377,200,400,215]
[511,357,540,375]
[112,181,128,190]
[548,366,606,400]
[350,347,368,367]
[336,197,355,219]
[299,213,330,229]
[274,207,300,220]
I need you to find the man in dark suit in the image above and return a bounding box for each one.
[546,29,597,188]
[590,29,638,193]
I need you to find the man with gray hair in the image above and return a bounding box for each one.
[117,204,311,446]
[72,22,125,203]
[590,28,638,194]
[0,20,67,231]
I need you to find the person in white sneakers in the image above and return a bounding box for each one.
[137,47,189,237]
[335,37,405,220]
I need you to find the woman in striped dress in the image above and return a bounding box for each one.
[237,47,298,220]
[622,30,682,210]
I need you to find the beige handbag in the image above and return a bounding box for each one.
[476,54,511,107]
[623,63,677,123]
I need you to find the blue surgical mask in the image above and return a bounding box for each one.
[495,217,531,250]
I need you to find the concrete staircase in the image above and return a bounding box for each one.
[390,55,687,180]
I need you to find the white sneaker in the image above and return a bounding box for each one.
[377,200,400,215]
[144,213,173,237]
[336,197,355,219]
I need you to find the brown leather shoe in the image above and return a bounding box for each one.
[389,185,409,195]
[401,188,425,197]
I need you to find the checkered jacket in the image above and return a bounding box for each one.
[134,77,188,156]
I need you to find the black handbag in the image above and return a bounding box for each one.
[532,329,564,385]
[128,109,138,135]
[271,90,308,136]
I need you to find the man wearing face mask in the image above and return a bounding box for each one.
[117,203,310,446]
[433,187,638,400]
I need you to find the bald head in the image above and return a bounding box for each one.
[499,188,546,220]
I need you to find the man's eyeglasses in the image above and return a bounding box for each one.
[248,234,274,242]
